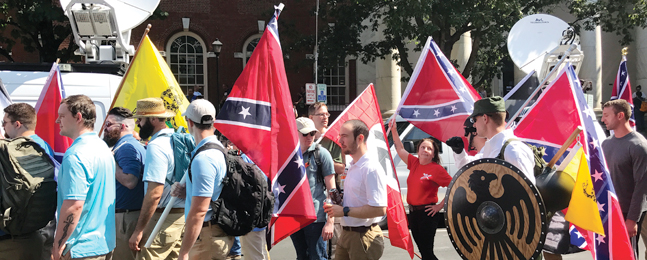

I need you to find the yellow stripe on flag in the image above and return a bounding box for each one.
[564,148,605,235]
[112,35,189,130]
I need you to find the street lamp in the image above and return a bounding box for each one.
[212,39,223,106]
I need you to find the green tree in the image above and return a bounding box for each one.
[0,0,74,62]
[0,1,168,63]
[318,0,647,89]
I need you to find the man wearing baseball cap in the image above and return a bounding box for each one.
[129,97,186,260]
[446,96,536,183]
[290,117,336,260]
[176,99,232,260]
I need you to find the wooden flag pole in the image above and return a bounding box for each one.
[99,24,152,136]
[547,126,583,169]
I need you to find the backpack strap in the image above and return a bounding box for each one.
[188,142,225,182]
[497,138,519,161]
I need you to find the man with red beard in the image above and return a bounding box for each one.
[103,107,146,260]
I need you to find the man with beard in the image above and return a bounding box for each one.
[0,103,55,260]
[129,98,185,260]
[324,119,387,260]
[103,107,146,260]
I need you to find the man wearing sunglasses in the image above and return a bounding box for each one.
[446,96,536,183]
[291,117,336,260]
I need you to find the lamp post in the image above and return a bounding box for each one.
[212,39,223,106]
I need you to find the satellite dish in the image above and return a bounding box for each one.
[507,14,570,74]
[60,0,160,63]
[60,0,160,32]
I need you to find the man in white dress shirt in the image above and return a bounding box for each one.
[446,96,536,183]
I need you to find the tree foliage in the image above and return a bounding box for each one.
[318,0,647,89]
[0,1,168,63]
[0,0,74,62]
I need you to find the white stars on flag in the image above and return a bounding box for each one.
[413,110,420,117]
[239,106,252,119]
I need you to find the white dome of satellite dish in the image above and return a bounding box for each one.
[60,0,160,32]
[507,14,571,74]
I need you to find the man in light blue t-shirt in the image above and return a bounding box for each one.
[0,103,56,260]
[52,95,116,260]
[173,99,231,260]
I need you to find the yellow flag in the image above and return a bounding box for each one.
[564,148,605,235]
[111,35,189,130]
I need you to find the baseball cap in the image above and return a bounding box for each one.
[296,117,318,134]
[182,99,216,124]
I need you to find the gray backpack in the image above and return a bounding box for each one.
[0,137,57,235]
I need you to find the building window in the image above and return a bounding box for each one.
[318,60,348,111]
[166,33,208,98]
[242,34,262,67]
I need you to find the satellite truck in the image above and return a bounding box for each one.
[0,0,160,132]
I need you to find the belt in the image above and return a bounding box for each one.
[409,203,435,212]
[115,209,141,213]
[342,223,378,233]
[155,208,184,214]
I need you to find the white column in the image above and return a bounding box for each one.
[635,28,647,91]
[375,49,401,118]
[579,26,603,111]
[451,31,472,72]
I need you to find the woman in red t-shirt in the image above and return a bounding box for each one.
[389,120,452,260]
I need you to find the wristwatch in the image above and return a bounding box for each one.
[343,206,350,217]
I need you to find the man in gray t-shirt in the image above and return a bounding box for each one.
[601,99,647,259]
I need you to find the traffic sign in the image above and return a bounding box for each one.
[317,84,327,104]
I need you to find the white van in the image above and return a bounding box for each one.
[386,115,458,214]
[0,64,122,132]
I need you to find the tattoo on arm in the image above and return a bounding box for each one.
[58,214,75,247]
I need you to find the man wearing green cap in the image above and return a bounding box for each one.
[446,96,536,183]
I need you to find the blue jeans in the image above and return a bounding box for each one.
[290,222,328,260]
[229,236,241,255]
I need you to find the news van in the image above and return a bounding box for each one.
[0,63,123,132]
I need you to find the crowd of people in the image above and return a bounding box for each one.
[0,93,645,260]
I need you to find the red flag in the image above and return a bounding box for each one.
[34,63,71,162]
[396,37,480,151]
[214,4,316,246]
[322,84,415,258]
[611,58,634,129]
[514,65,634,260]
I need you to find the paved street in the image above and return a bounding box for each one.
[261,229,645,260]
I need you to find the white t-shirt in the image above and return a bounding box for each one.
[341,153,388,227]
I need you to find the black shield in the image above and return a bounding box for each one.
[444,158,547,260]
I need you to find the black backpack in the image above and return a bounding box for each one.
[304,145,325,188]
[0,137,57,235]
[189,143,274,236]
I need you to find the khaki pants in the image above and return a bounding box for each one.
[136,211,185,260]
[641,218,647,260]
[115,211,141,260]
[61,251,113,260]
[188,223,233,260]
[329,221,342,260]
[335,225,384,260]
[241,229,270,260]
[0,231,43,260]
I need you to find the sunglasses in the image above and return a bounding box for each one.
[302,131,316,137]
[469,114,483,124]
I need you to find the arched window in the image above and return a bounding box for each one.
[242,34,262,67]
[166,32,208,98]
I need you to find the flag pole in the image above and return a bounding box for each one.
[505,44,577,129]
[99,24,152,136]
[144,175,186,248]
[547,126,583,169]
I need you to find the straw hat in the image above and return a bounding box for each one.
[133,97,176,118]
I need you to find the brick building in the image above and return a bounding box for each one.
[130,0,356,115]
